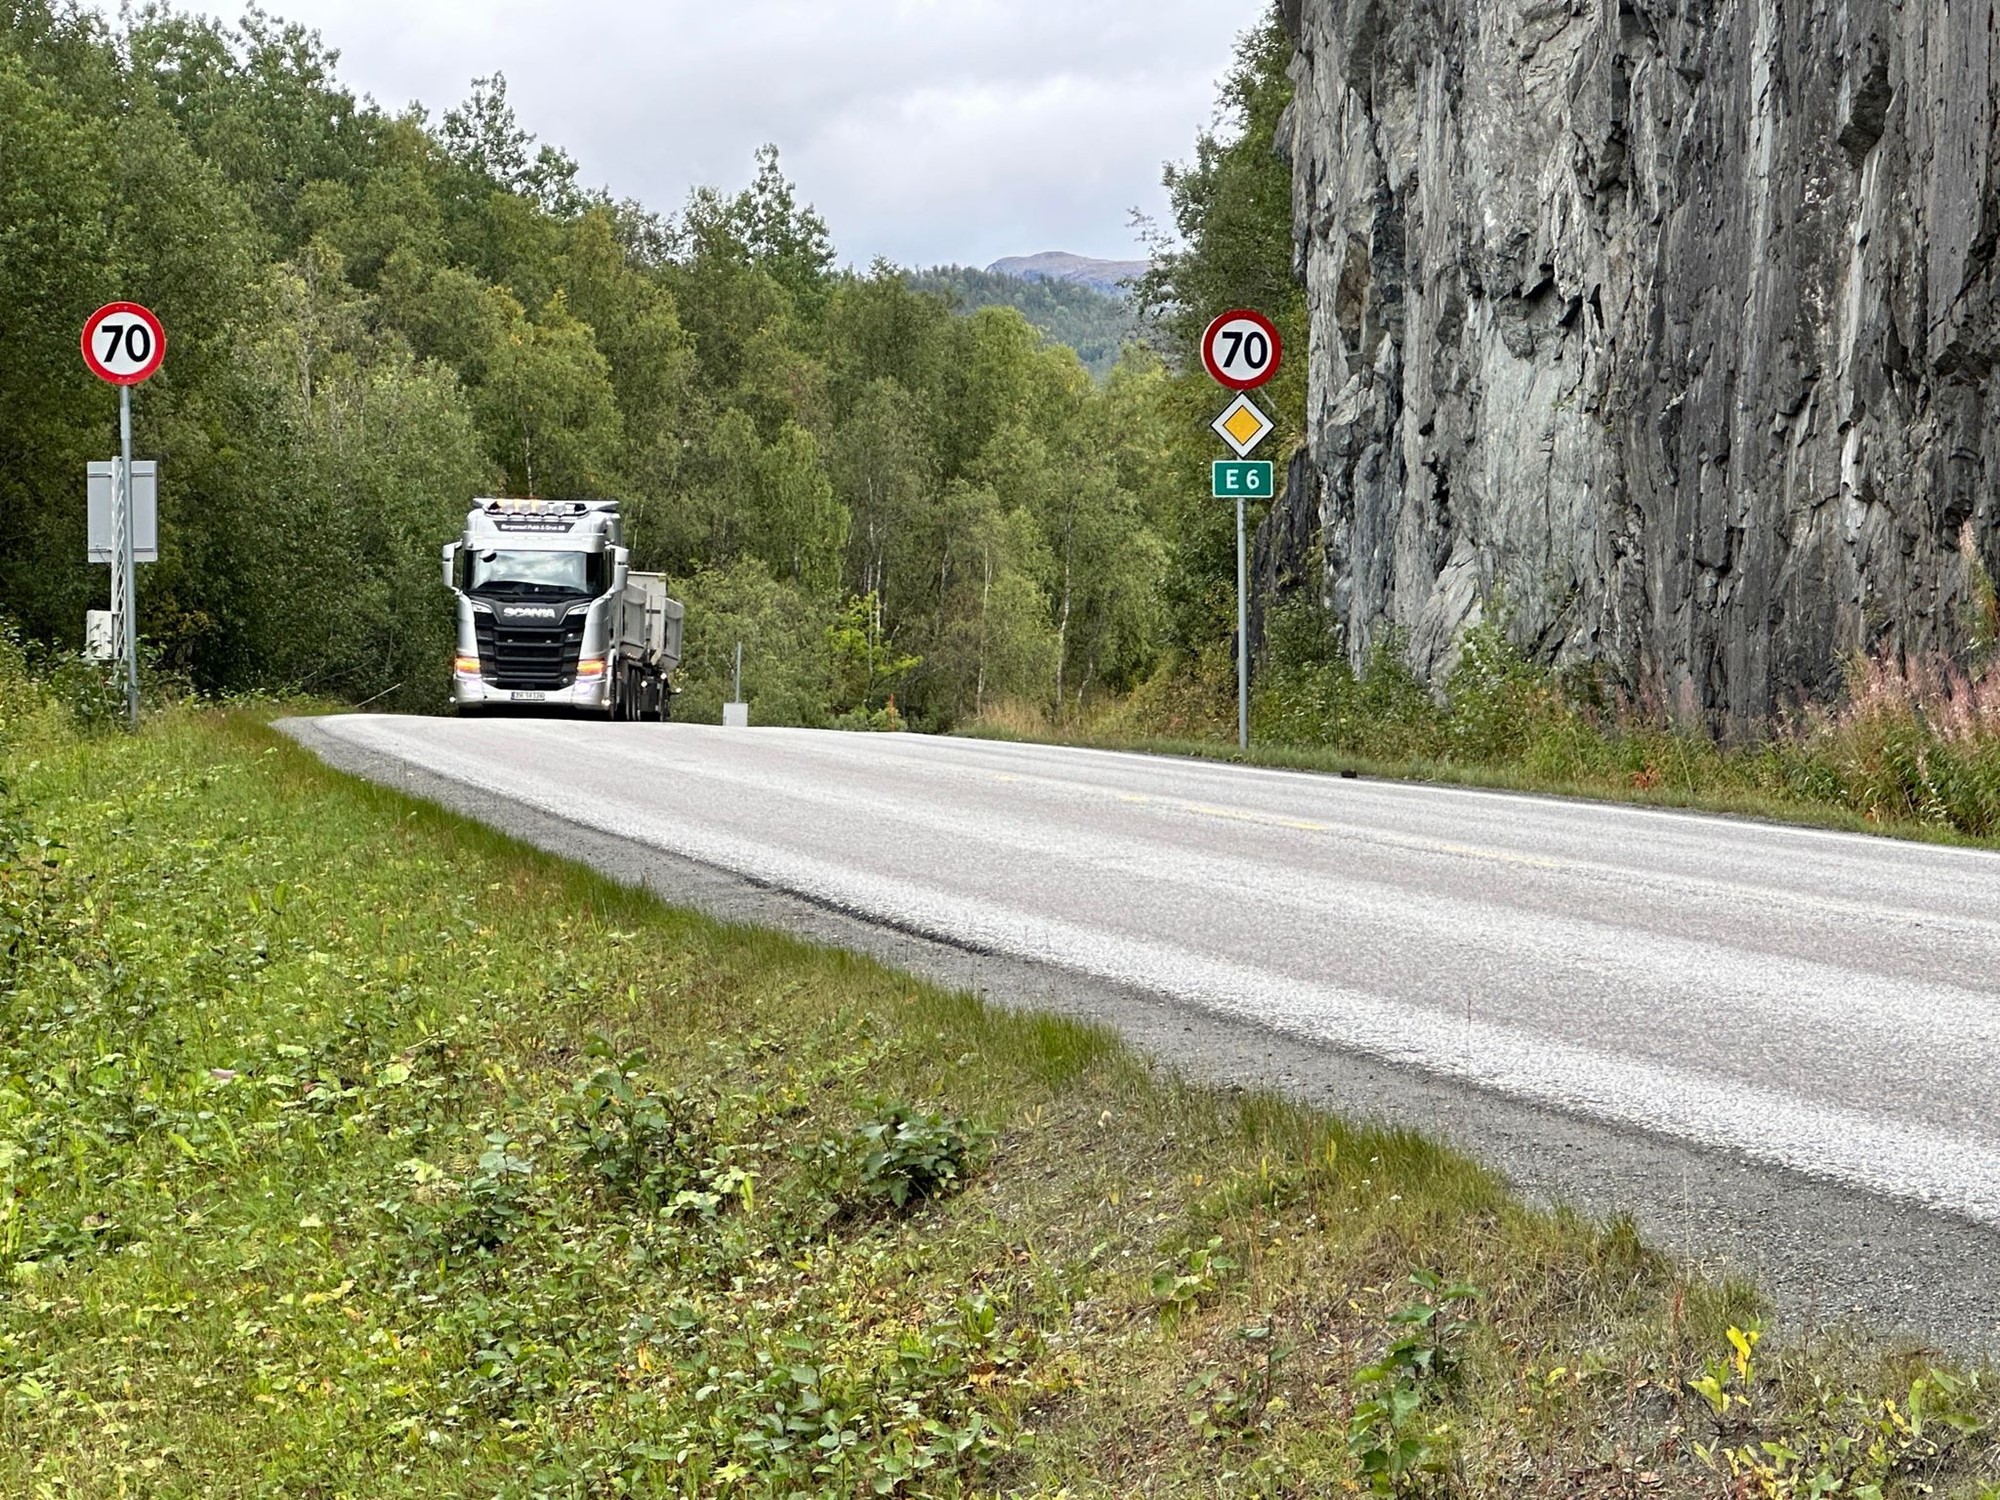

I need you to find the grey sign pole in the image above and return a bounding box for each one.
[1235,492,1248,751]
[118,384,138,727]
[106,404,129,704]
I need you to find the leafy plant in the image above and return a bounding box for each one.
[1688,1323,1762,1423]
[1345,1271,1482,1495]
[562,1040,713,1210]
[1151,1236,1238,1324]
[1688,1326,1985,1497]
[436,1131,538,1255]
[1183,1323,1288,1442]
[0,778,58,982]
[850,1104,983,1211]
[42,653,126,735]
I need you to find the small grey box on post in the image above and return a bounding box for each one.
[84,610,117,660]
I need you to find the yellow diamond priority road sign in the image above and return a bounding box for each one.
[1211,394,1274,458]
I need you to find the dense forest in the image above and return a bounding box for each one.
[908,266,1143,381]
[0,1,1298,727]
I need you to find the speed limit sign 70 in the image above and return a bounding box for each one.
[81,302,166,386]
[1201,309,1281,391]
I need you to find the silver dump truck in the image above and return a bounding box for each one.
[441,498,682,719]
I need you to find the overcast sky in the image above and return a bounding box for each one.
[134,1,1269,270]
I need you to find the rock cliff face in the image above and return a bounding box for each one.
[1282,0,2000,729]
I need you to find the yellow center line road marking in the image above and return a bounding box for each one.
[1173,800,1563,868]
[1183,802,1333,834]
[978,761,1565,872]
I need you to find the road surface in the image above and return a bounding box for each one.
[286,716,2000,1345]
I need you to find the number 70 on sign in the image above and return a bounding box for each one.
[81,302,167,385]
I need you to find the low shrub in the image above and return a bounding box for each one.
[849,1103,984,1212]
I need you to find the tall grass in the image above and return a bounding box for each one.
[976,601,2000,843]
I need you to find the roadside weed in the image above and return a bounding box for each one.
[1345,1272,1483,1495]
[850,1103,984,1211]
[1152,1236,1238,1325]
[1690,1325,1986,1498]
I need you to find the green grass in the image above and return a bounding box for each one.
[968,620,2000,852]
[2,702,1997,1497]
[959,722,1995,846]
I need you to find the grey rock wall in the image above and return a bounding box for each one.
[1284,0,2000,730]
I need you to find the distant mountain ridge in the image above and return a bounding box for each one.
[987,252,1149,298]
[914,264,1146,380]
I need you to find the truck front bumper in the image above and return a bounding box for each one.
[452,675,610,713]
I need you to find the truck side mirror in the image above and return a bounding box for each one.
[441,542,459,590]
[612,546,630,592]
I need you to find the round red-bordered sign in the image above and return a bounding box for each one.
[1200,308,1282,391]
[81,302,167,386]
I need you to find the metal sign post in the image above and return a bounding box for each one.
[80,301,167,729]
[118,386,137,725]
[1237,487,1249,752]
[1201,309,1283,752]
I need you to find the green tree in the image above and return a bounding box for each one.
[673,557,833,726]
[680,144,835,313]
[751,421,847,593]
[440,73,588,219]
[0,0,1215,731]
[832,378,937,607]
[474,290,623,497]
[1134,5,1304,662]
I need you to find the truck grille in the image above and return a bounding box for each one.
[474,611,586,689]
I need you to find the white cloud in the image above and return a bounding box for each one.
[121,0,1269,268]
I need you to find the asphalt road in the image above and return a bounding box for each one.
[286,715,2000,1349]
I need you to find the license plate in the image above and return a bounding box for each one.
[509,691,547,703]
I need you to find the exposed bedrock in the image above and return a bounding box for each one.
[1282,0,2000,730]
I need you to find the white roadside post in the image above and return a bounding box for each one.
[1201,311,1283,751]
[80,302,167,729]
[723,640,750,728]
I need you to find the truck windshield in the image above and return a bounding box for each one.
[467,550,603,597]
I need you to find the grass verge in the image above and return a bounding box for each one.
[967,620,2000,851]
[955,723,1984,846]
[2,707,1996,1497]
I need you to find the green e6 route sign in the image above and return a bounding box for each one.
[1212,460,1274,500]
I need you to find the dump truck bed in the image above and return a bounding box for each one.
[618,573,684,670]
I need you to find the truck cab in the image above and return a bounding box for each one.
[441,499,679,718]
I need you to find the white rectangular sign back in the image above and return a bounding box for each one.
[87,461,159,563]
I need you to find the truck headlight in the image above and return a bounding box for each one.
[577,658,607,679]
[453,655,481,677]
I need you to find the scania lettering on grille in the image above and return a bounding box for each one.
[503,607,559,620]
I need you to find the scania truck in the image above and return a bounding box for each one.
[441,499,682,719]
